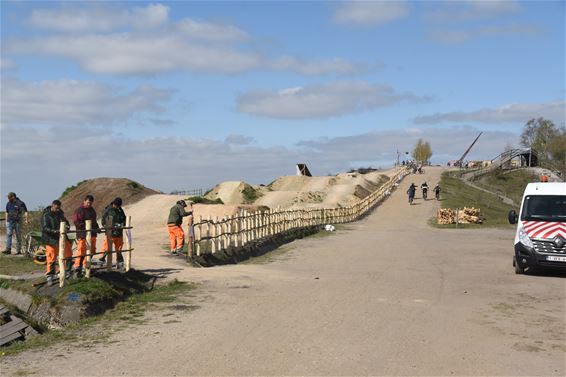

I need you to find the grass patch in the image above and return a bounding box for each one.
[432,171,515,228]
[60,180,87,199]
[472,169,537,206]
[241,185,261,204]
[126,180,142,191]
[188,196,224,204]
[0,254,40,276]
[0,279,194,357]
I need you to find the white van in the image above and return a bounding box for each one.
[508,182,566,274]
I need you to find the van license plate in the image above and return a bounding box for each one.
[546,256,566,262]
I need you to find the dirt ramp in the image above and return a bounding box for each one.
[59,178,160,216]
[204,181,259,205]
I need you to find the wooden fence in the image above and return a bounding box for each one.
[190,167,409,260]
[56,217,133,287]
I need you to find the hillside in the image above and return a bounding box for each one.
[59,178,161,216]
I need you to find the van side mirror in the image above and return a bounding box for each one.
[508,210,518,224]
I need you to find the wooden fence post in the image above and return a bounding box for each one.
[58,221,66,287]
[105,216,113,270]
[196,216,202,256]
[209,215,216,254]
[85,220,92,278]
[124,216,132,272]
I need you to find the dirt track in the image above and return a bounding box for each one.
[3,167,565,376]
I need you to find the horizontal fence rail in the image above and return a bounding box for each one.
[190,167,409,260]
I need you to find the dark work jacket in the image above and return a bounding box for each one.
[102,205,127,237]
[41,207,70,246]
[167,204,192,226]
[73,206,100,239]
[6,198,27,223]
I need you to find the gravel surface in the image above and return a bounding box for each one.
[3,167,565,376]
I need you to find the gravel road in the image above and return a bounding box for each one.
[3,167,565,376]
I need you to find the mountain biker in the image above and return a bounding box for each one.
[421,182,429,199]
[434,184,441,200]
[407,183,416,204]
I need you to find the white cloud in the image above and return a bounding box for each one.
[1,79,171,126]
[28,3,169,32]
[0,58,16,70]
[425,0,521,23]
[414,100,566,125]
[9,3,369,76]
[334,1,411,27]
[225,134,255,145]
[270,56,381,75]
[1,124,517,209]
[175,18,249,42]
[238,81,430,119]
[7,34,263,75]
[428,24,540,44]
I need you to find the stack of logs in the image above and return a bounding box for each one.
[437,207,483,224]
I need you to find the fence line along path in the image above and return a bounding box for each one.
[190,167,410,262]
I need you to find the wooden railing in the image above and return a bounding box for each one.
[191,167,409,259]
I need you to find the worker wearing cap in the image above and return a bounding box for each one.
[167,200,193,254]
[41,200,72,285]
[100,197,127,270]
[72,195,100,277]
[2,192,28,255]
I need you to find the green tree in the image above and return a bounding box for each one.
[412,139,433,164]
[549,126,566,178]
[520,118,559,161]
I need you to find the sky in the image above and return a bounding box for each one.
[1,0,565,209]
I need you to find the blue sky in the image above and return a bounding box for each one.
[1,1,565,209]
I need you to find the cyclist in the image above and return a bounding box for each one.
[421,182,429,200]
[407,183,416,205]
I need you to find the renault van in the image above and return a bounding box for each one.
[508,182,566,274]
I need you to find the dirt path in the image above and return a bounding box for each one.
[3,167,565,376]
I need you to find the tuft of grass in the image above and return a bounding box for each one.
[126,180,142,191]
[188,196,223,205]
[241,186,261,204]
[60,180,87,199]
[432,171,515,228]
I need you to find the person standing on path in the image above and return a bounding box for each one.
[100,197,127,269]
[41,200,73,285]
[72,195,99,277]
[167,200,193,255]
[2,192,28,255]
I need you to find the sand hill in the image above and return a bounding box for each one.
[59,177,161,217]
[203,170,394,209]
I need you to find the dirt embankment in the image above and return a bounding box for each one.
[204,170,393,209]
[59,178,161,216]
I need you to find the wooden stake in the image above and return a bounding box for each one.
[85,220,92,278]
[124,216,132,271]
[106,216,113,270]
[58,221,66,287]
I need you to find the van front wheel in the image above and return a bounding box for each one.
[513,256,524,274]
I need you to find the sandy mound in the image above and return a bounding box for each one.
[204,181,259,205]
[124,194,263,235]
[59,177,161,217]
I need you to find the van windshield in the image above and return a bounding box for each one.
[521,195,566,222]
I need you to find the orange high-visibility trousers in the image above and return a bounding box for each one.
[74,236,97,268]
[103,236,124,262]
[45,240,72,275]
[168,225,184,251]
